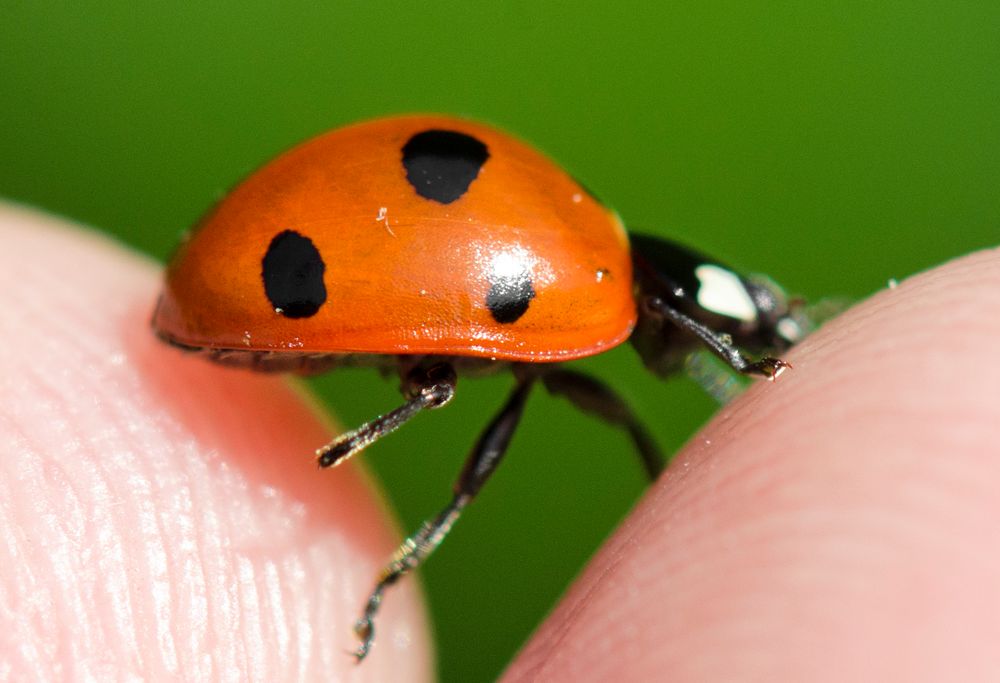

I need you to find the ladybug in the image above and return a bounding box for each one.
[153,115,803,660]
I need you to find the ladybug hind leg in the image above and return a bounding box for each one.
[353,376,535,661]
[316,362,458,468]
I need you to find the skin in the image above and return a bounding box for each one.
[0,204,432,681]
[2,202,999,680]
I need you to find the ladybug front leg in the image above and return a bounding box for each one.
[540,368,664,481]
[643,296,791,380]
[352,377,535,661]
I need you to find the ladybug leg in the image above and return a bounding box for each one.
[643,296,791,380]
[353,377,535,661]
[683,351,748,405]
[316,362,457,468]
[540,368,664,480]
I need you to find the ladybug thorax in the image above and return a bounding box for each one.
[154,116,635,362]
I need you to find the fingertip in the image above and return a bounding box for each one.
[0,204,433,680]
[506,248,1000,681]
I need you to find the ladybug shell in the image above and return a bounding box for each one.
[153,115,635,362]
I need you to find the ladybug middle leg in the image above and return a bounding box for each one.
[352,376,536,661]
[539,368,664,481]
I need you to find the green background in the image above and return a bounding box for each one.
[3,3,998,680]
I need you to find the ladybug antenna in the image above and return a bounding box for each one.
[316,363,457,468]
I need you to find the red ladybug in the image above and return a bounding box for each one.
[153,115,801,660]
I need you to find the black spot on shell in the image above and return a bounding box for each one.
[402,129,489,204]
[487,271,535,324]
[261,230,327,318]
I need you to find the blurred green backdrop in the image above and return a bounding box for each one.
[3,3,998,680]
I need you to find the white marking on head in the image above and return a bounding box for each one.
[694,264,757,322]
[777,317,803,344]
